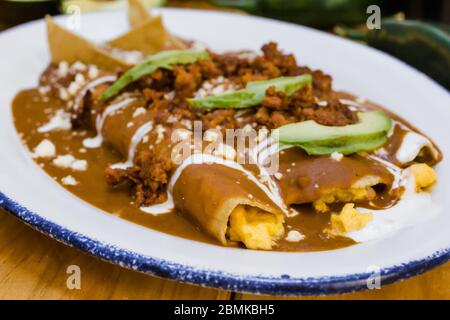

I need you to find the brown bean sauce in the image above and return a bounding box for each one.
[12,88,439,252]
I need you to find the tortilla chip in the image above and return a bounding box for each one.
[128,0,152,28]
[46,16,128,71]
[107,15,167,56]
[126,0,188,50]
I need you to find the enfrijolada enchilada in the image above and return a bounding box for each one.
[12,0,442,251]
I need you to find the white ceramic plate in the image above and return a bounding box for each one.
[0,9,449,296]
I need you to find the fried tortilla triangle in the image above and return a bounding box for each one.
[46,16,129,71]
[107,15,167,56]
[126,0,187,50]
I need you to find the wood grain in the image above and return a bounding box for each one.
[1,208,448,300]
[0,208,230,300]
[237,263,450,300]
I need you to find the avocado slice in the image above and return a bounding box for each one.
[275,111,392,155]
[188,74,312,109]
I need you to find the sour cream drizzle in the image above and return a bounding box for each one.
[395,131,439,164]
[347,170,440,242]
[73,75,117,111]
[364,154,405,189]
[110,121,154,169]
[83,97,136,148]
[140,153,290,216]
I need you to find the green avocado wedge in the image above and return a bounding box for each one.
[101,50,209,101]
[275,111,392,155]
[188,74,312,109]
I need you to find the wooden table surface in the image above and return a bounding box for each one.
[1,208,449,300]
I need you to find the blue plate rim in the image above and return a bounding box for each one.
[1,191,449,296]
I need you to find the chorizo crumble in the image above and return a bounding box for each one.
[59,42,359,207]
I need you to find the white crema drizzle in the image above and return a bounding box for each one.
[73,75,117,111]
[347,170,440,242]
[110,121,154,169]
[83,97,136,148]
[395,130,439,164]
[140,153,290,216]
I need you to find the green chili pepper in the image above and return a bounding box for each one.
[188,74,312,109]
[101,50,210,101]
[209,0,386,29]
[337,19,450,90]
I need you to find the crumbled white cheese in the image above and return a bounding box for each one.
[172,129,192,141]
[127,122,134,128]
[167,115,178,123]
[274,172,283,180]
[53,154,76,168]
[211,84,227,95]
[109,47,143,64]
[61,175,78,186]
[71,61,87,72]
[155,124,166,143]
[57,61,69,77]
[67,81,81,96]
[195,76,236,98]
[285,230,305,242]
[194,88,208,99]
[88,65,99,79]
[38,86,51,95]
[181,119,192,130]
[75,73,85,85]
[32,139,56,159]
[132,107,147,118]
[52,154,88,171]
[58,87,69,101]
[330,152,344,162]
[38,109,72,133]
[71,160,88,171]
[242,124,253,134]
[164,91,175,100]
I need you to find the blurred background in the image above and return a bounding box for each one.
[0,0,448,89]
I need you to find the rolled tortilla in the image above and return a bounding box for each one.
[395,131,442,166]
[276,148,394,212]
[46,16,129,70]
[93,98,285,250]
[172,163,285,249]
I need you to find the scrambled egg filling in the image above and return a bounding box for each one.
[227,205,285,250]
[409,163,437,191]
[326,203,373,237]
[313,187,376,213]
